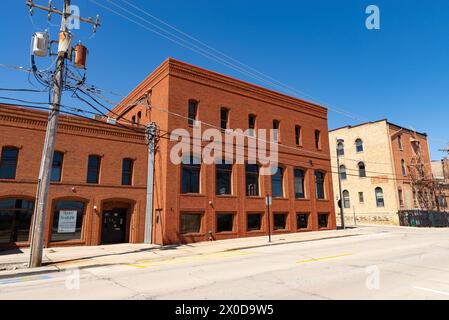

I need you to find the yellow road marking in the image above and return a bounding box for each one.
[128,251,253,269]
[296,253,352,264]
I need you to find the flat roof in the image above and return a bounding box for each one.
[330,119,427,137]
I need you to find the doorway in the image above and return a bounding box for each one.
[101,208,128,244]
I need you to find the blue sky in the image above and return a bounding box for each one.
[0,0,448,159]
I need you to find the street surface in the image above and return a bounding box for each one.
[1,226,449,300]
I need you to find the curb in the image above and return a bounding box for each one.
[223,233,364,252]
[0,231,368,280]
[0,265,60,280]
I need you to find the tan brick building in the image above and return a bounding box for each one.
[431,158,449,210]
[329,120,434,225]
[0,104,148,248]
[113,58,336,245]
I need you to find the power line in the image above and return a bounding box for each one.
[90,0,367,122]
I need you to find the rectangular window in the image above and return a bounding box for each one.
[315,171,325,200]
[121,158,134,186]
[87,155,101,184]
[359,192,364,203]
[295,126,301,146]
[220,108,229,130]
[246,164,259,196]
[274,213,287,230]
[248,114,256,136]
[273,120,280,143]
[51,201,85,242]
[181,213,202,234]
[216,163,232,195]
[0,199,34,244]
[294,169,305,199]
[296,213,309,230]
[314,130,321,149]
[318,213,329,229]
[216,213,234,233]
[247,213,262,231]
[0,147,19,180]
[188,100,198,126]
[51,151,64,182]
[182,156,201,193]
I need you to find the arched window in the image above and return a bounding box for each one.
[401,159,407,176]
[216,162,232,195]
[51,200,86,242]
[182,155,201,193]
[122,158,134,186]
[375,187,385,207]
[315,171,325,200]
[398,135,403,150]
[343,190,350,209]
[294,168,305,199]
[0,146,19,179]
[87,155,101,184]
[272,166,284,198]
[337,142,344,156]
[220,108,229,130]
[339,165,347,180]
[355,139,364,152]
[188,100,198,126]
[51,151,64,182]
[272,120,280,143]
[314,130,321,149]
[137,111,142,125]
[0,198,34,243]
[358,162,366,177]
[246,164,259,196]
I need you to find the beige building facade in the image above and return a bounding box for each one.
[329,120,433,226]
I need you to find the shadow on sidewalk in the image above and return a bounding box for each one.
[41,243,184,267]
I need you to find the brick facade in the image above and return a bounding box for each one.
[329,120,434,226]
[0,104,148,248]
[113,58,336,245]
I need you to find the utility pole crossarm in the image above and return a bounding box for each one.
[26,0,100,30]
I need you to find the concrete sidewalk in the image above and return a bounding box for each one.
[0,227,376,278]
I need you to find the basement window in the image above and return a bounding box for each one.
[247,213,262,231]
[181,213,202,234]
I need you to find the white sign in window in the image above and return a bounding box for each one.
[57,210,77,233]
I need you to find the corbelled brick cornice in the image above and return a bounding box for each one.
[0,104,146,144]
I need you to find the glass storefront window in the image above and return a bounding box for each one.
[51,200,85,242]
[0,199,34,244]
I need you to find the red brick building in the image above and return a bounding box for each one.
[113,58,336,245]
[0,104,148,248]
[0,58,336,248]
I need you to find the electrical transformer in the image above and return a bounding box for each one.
[32,31,49,57]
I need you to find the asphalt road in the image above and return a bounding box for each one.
[1,226,449,300]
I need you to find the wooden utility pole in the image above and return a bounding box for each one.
[144,122,158,244]
[27,0,100,268]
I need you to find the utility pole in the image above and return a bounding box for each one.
[336,138,345,229]
[144,122,158,244]
[27,0,100,268]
